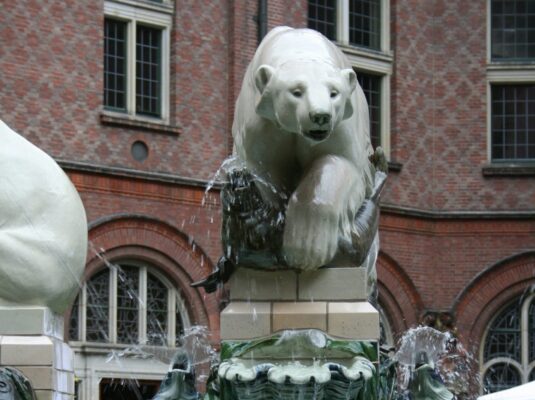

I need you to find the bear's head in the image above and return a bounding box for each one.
[254,61,357,142]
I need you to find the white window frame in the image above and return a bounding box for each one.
[328,0,393,158]
[479,294,535,392]
[486,0,535,163]
[72,262,191,348]
[103,0,173,124]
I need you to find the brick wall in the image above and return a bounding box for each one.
[0,0,230,180]
[386,0,535,211]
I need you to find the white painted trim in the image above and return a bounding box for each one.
[381,74,391,157]
[104,0,172,123]
[110,266,118,343]
[337,0,349,45]
[81,282,87,342]
[107,0,174,14]
[139,266,148,344]
[345,50,393,75]
[487,68,535,82]
[381,0,390,53]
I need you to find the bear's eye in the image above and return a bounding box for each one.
[330,90,339,98]
[291,89,303,98]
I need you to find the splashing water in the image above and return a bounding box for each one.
[393,326,480,399]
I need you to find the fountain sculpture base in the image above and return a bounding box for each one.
[0,307,75,399]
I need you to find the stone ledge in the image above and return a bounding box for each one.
[100,112,181,135]
[220,301,379,341]
[0,307,63,338]
[482,163,535,177]
[228,267,368,302]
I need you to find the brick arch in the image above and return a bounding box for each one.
[454,251,535,352]
[377,250,424,338]
[85,213,220,334]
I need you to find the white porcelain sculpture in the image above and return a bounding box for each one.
[0,120,87,314]
[232,27,375,270]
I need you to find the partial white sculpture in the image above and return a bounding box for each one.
[232,27,375,270]
[0,120,87,314]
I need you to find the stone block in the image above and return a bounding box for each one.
[56,371,75,395]
[220,302,271,340]
[34,390,55,400]
[0,307,63,339]
[229,269,297,301]
[298,268,367,301]
[272,302,327,332]
[17,366,55,390]
[49,340,74,372]
[327,302,379,340]
[0,335,55,366]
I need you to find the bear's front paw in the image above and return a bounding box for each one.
[282,202,339,270]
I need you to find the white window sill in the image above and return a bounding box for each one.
[100,111,181,135]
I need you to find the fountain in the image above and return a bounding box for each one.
[152,27,458,400]
[0,25,471,400]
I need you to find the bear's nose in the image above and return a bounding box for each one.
[309,111,331,126]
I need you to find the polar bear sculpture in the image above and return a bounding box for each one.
[230,27,380,271]
[0,120,87,314]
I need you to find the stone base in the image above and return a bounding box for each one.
[221,268,379,341]
[0,307,75,399]
[220,300,379,340]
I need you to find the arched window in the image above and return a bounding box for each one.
[69,262,190,346]
[481,294,535,393]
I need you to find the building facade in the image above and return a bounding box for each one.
[1,0,534,397]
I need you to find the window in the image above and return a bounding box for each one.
[491,84,535,160]
[358,72,382,149]
[488,0,535,163]
[308,0,392,154]
[69,263,190,346]
[491,0,535,60]
[480,294,535,393]
[103,1,172,122]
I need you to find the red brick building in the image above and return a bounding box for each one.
[1,0,534,396]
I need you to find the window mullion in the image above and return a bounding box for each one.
[168,290,176,347]
[81,284,87,342]
[127,19,136,115]
[110,267,118,344]
[521,296,531,382]
[338,0,349,44]
[140,267,148,344]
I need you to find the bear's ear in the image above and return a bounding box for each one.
[255,65,275,94]
[255,65,276,120]
[341,68,357,120]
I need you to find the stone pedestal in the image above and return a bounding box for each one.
[0,307,75,400]
[221,267,379,341]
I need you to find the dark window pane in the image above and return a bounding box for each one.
[104,19,127,111]
[136,25,162,117]
[308,0,337,40]
[491,84,535,161]
[116,266,139,344]
[86,269,110,343]
[69,295,80,341]
[349,0,381,49]
[357,71,381,149]
[100,379,160,400]
[147,273,168,346]
[491,0,535,60]
[483,301,521,362]
[484,363,522,393]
